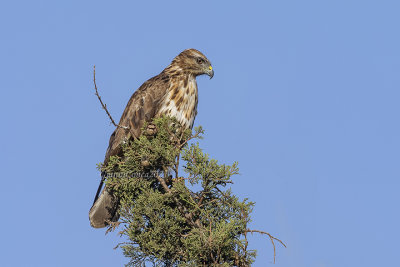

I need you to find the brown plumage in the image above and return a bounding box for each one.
[89,49,213,228]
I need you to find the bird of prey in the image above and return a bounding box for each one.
[89,49,214,228]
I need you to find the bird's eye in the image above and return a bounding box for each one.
[196,57,205,64]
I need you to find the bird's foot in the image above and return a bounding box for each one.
[145,123,157,136]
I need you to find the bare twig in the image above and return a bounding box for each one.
[174,154,180,178]
[105,220,122,234]
[245,229,286,264]
[178,130,202,149]
[93,65,129,130]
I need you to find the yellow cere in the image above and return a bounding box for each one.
[209,66,213,70]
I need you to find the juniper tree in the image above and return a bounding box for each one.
[99,117,285,266]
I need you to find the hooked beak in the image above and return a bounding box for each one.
[207,65,214,79]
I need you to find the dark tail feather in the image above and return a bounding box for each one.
[89,172,119,228]
[92,172,106,206]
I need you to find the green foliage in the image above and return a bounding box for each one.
[102,117,275,266]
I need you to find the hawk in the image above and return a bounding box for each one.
[89,49,214,228]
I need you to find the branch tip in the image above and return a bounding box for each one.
[93,65,129,130]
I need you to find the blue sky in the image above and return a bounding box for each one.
[1,1,399,266]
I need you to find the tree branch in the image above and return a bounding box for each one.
[178,130,202,149]
[155,174,202,229]
[245,229,286,264]
[93,65,129,130]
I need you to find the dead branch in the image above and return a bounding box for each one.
[93,65,129,130]
[245,229,286,264]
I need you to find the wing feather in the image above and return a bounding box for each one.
[103,74,169,164]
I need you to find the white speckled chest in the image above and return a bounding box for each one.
[157,77,198,129]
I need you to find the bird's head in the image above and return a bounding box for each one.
[169,48,214,79]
